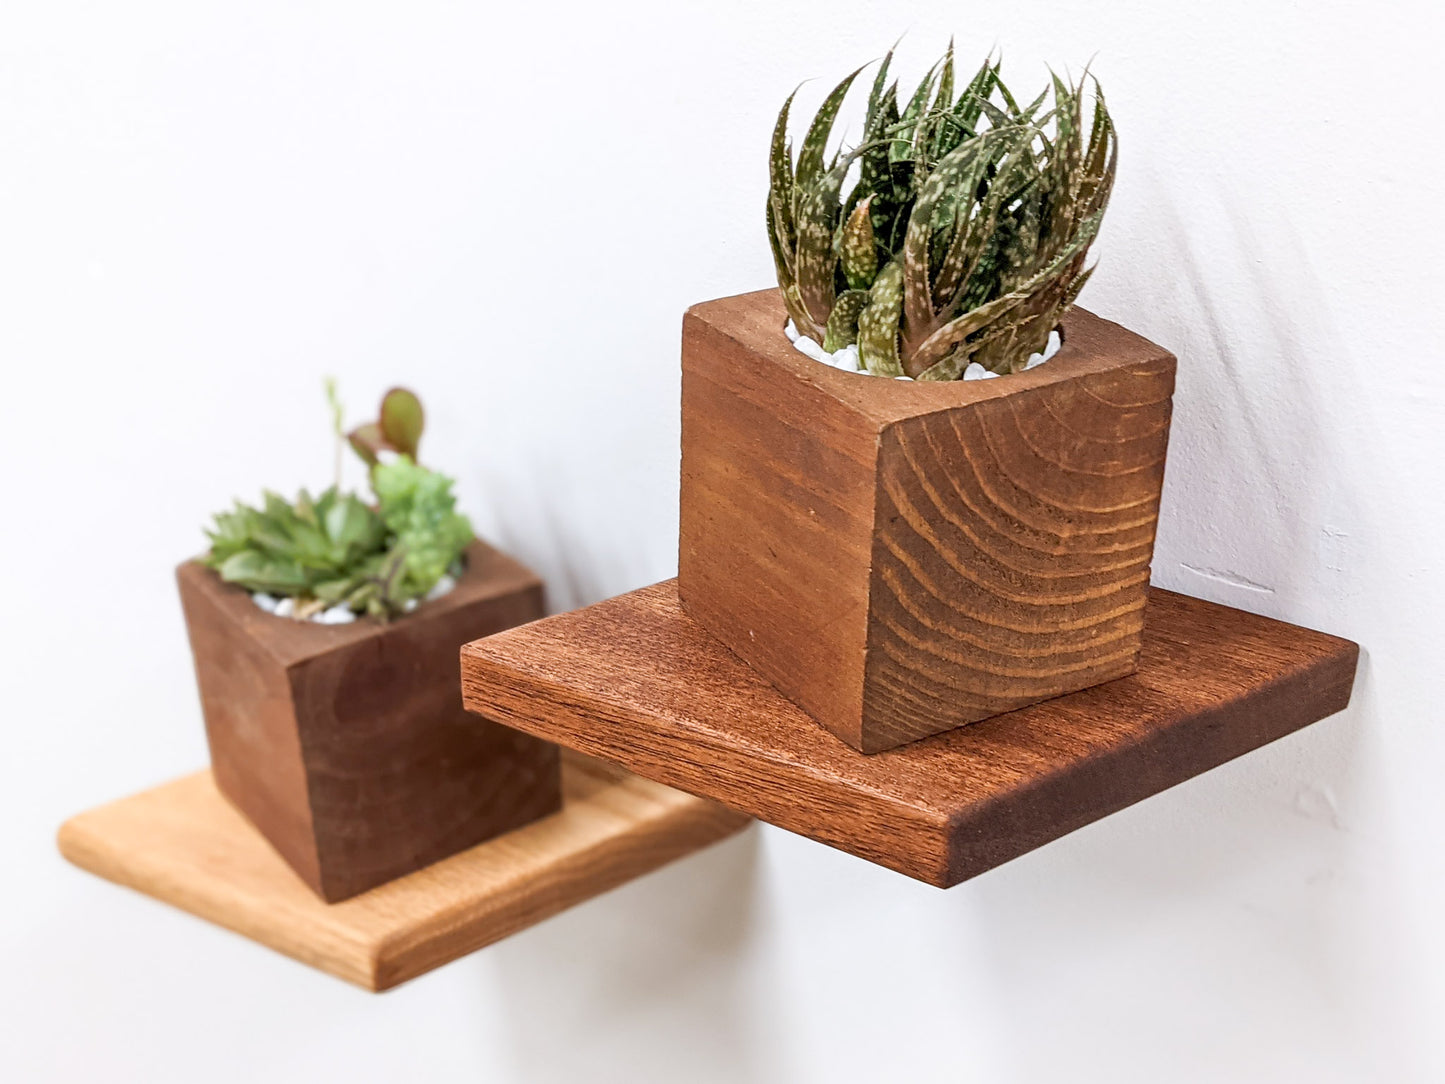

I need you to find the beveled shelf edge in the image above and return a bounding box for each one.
[57,752,751,992]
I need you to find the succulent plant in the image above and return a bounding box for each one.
[201,387,474,619]
[767,43,1117,379]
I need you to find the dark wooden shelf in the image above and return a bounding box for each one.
[462,582,1357,888]
[58,752,749,991]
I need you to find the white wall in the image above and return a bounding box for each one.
[4,2,1442,1080]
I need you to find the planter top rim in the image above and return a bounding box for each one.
[684,288,1175,427]
[177,538,541,665]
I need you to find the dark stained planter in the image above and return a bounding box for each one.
[177,539,559,902]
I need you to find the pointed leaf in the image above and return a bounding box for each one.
[795,146,867,333]
[839,196,878,290]
[892,62,939,166]
[857,260,906,377]
[796,68,864,198]
[899,126,1029,359]
[911,206,1106,371]
[822,289,869,352]
[768,87,799,277]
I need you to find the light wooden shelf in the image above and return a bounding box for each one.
[58,752,750,991]
[461,581,1358,887]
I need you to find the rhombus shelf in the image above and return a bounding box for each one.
[460,582,1357,887]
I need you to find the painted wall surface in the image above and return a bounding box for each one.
[3,2,1441,1080]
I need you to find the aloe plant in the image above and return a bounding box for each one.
[767,43,1117,378]
[201,387,474,619]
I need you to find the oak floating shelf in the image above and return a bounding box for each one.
[58,752,749,991]
[461,582,1358,887]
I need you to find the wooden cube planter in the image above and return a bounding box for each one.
[679,289,1177,753]
[177,539,560,902]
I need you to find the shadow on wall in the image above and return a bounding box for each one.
[929,660,1422,1080]
[481,826,777,1082]
[471,444,671,616]
[1100,173,1367,632]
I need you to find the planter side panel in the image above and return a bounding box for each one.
[678,308,879,747]
[862,356,1176,750]
[176,563,322,889]
[289,582,561,902]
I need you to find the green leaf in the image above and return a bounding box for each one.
[766,43,1113,381]
[313,575,364,603]
[865,48,894,122]
[823,289,869,352]
[379,387,424,461]
[838,196,878,290]
[768,87,799,280]
[794,146,867,335]
[899,126,1030,361]
[927,39,955,159]
[860,84,900,196]
[216,550,311,593]
[347,421,386,467]
[796,68,864,199]
[856,260,905,377]
[911,205,1106,373]
[372,457,475,600]
[932,132,1038,317]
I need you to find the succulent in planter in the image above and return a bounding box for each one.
[201,387,474,621]
[179,383,557,902]
[766,43,1116,379]
[678,37,1175,754]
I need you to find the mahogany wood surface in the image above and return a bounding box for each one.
[57,753,751,992]
[177,539,560,903]
[679,289,1176,752]
[461,581,1358,888]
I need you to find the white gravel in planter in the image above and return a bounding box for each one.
[249,572,458,624]
[785,320,1061,380]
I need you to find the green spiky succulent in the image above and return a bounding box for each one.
[201,386,474,620]
[767,43,1117,379]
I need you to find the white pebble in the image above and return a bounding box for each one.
[793,335,829,363]
[787,322,1062,380]
[425,574,457,602]
[250,577,460,623]
[1024,330,1062,369]
[403,598,419,613]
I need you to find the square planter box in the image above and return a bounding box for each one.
[679,289,1176,754]
[177,539,560,902]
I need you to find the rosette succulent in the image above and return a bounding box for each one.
[201,387,474,619]
[767,42,1117,379]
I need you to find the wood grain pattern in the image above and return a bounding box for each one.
[177,539,560,903]
[57,753,751,992]
[679,288,1176,752]
[461,580,1358,888]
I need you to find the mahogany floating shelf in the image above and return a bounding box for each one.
[461,582,1357,888]
[58,752,749,991]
